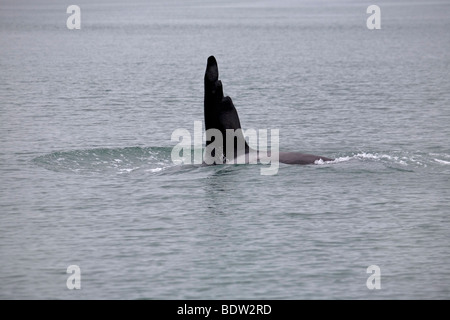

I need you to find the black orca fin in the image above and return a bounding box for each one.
[204,56,251,160]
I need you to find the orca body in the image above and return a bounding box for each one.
[204,56,333,165]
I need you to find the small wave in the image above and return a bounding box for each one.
[434,159,450,165]
[315,156,351,165]
[430,153,450,159]
[312,152,450,171]
[33,147,175,175]
[315,152,408,165]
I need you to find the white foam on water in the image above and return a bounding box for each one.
[315,153,411,165]
[315,156,352,165]
[434,159,450,165]
[118,168,138,174]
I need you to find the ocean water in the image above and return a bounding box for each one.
[1,0,449,299]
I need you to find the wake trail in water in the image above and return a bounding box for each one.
[33,147,450,176]
[315,151,450,171]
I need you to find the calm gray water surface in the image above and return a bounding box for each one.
[1,0,449,299]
